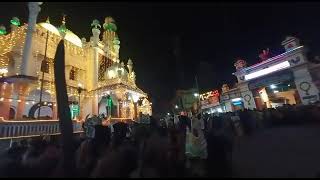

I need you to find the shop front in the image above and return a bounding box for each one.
[220,84,245,112]
[200,90,223,114]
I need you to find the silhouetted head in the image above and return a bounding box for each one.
[94,125,111,144]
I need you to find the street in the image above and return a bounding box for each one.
[232,124,320,178]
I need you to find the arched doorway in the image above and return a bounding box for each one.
[9,107,15,120]
[28,102,53,119]
[98,94,118,117]
[27,89,53,119]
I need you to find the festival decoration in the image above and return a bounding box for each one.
[234,59,247,70]
[10,17,20,26]
[259,48,270,61]
[91,19,101,29]
[0,25,6,35]
[103,16,117,32]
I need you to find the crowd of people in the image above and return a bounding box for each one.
[0,103,319,178]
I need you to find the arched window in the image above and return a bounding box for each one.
[69,67,77,81]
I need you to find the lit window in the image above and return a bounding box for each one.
[69,67,77,80]
[41,59,49,73]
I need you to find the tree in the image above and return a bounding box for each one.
[54,40,75,177]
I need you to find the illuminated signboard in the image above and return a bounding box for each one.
[200,90,220,108]
[233,101,242,106]
[245,61,290,80]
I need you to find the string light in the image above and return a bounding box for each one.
[0,20,151,119]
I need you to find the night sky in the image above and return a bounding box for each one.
[1,2,320,115]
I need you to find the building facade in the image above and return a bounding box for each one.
[0,13,151,120]
[221,36,320,111]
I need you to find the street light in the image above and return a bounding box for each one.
[194,93,199,97]
[175,105,179,109]
[77,83,83,120]
[132,94,139,120]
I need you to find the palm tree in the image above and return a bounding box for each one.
[54,40,75,177]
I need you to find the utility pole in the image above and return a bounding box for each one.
[38,29,49,119]
[195,75,201,113]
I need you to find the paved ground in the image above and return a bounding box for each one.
[232,124,320,178]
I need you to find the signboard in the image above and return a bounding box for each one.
[200,90,220,109]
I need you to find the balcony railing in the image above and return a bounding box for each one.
[0,118,83,139]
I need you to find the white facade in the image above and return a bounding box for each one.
[0,15,151,120]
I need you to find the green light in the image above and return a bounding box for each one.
[0,26,6,35]
[103,22,117,32]
[10,17,20,26]
[70,104,80,119]
[58,25,67,33]
[113,37,120,45]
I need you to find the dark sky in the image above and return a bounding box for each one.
[1,2,320,114]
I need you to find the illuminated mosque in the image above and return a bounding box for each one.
[0,11,152,121]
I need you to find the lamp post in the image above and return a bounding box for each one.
[132,94,139,120]
[77,83,83,120]
[38,29,49,120]
[194,75,202,114]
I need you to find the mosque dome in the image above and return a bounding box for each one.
[38,22,60,36]
[64,30,82,47]
[38,22,82,47]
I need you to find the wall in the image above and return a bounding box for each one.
[293,66,319,104]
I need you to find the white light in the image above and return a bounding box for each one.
[273,90,279,93]
[270,84,277,89]
[53,104,57,107]
[43,102,47,105]
[194,93,199,97]
[108,70,116,79]
[77,83,83,88]
[31,101,35,104]
[231,98,242,102]
[0,98,3,101]
[245,61,290,80]
[217,108,223,113]
[132,94,139,103]
[9,99,12,102]
[0,68,8,74]
[17,99,21,102]
[25,102,29,105]
[167,113,170,116]
[175,105,178,109]
[288,84,291,87]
